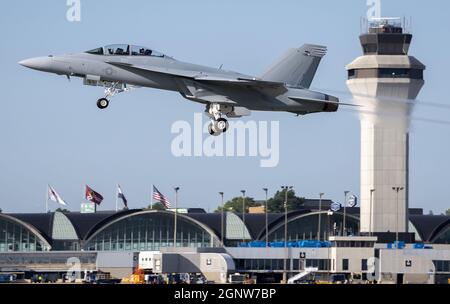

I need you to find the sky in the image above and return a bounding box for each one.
[0,0,449,214]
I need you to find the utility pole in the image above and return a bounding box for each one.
[263,188,269,247]
[343,191,350,236]
[317,193,325,241]
[173,187,180,247]
[219,192,225,247]
[392,187,404,246]
[281,186,293,284]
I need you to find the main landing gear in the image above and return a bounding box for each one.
[208,118,230,136]
[207,103,231,136]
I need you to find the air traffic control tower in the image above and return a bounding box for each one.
[346,18,425,237]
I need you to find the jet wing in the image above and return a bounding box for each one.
[194,75,284,88]
[106,61,285,89]
[106,61,199,78]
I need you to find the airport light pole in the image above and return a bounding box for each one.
[369,189,375,237]
[343,191,350,236]
[174,187,180,247]
[241,190,246,244]
[219,192,225,247]
[263,188,269,247]
[327,211,334,239]
[392,187,404,246]
[281,186,293,284]
[317,193,325,241]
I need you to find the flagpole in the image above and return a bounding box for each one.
[82,184,85,212]
[115,184,119,212]
[45,185,49,213]
[150,184,153,210]
[174,187,180,248]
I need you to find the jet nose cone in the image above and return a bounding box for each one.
[19,57,52,71]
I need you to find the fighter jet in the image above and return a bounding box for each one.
[19,43,341,136]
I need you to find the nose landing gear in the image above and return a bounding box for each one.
[96,82,130,110]
[97,98,109,109]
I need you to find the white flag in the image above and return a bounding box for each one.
[48,185,68,206]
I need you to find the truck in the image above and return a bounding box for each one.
[228,273,247,284]
[31,273,58,283]
[0,273,17,283]
[84,272,122,284]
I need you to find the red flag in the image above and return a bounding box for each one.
[85,185,104,205]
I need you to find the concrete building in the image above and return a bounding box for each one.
[346,18,425,235]
[1,206,449,283]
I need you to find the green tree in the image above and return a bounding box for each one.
[215,196,260,214]
[148,202,167,211]
[267,190,305,213]
[445,209,450,216]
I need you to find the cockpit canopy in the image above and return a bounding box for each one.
[86,44,165,57]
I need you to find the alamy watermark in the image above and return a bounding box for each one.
[66,0,81,22]
[367,0,381,20]
[66,257,81,281]
[171,113,280,168]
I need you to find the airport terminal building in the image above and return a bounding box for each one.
[1,203,450,284]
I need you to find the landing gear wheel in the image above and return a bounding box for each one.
[97,98,109,109]
[215,118,229,133]
[208,123,222,137]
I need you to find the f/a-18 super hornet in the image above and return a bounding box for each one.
[19,43,342,136]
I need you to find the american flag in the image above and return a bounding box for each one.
[152,186,171,209]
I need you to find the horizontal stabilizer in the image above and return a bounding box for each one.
[289,96,360,107]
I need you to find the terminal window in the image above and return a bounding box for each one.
[433,260,450,273]
[342,259,349,271]
[361,259,368,271]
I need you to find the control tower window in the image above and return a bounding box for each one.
[348,70,356,79]
[348,68,423,80]
[362,44,378,54]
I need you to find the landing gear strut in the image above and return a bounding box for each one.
[96,82,130,110]
[206,103,231,136]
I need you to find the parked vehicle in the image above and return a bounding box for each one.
[229,273,247,284]
[0,274,17,283]
[330,274,348,284]
[84,272,121,284]
[31,273,58,283]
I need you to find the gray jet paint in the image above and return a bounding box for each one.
[19,43,340,135]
